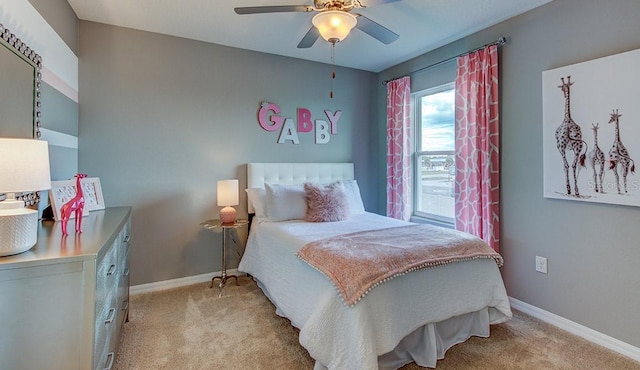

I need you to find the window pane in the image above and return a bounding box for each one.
[416,154,455,221]
[414,86,455,223]
[420,90,455,152]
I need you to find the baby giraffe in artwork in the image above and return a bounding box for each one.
[60,173,87,235]
[588,123,606,193]
[608,109,635,194]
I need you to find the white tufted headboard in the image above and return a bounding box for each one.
[246,163,354,213]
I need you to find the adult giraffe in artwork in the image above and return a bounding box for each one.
[588,123,606,193]
[608,109,635,194]
[555,76,587,196]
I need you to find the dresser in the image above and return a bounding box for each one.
[0,207,132,370]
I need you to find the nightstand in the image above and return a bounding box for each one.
[201,219,249,297]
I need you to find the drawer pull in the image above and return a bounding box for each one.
[123,235,131,243]
[122,299,129,311]
[103,352,114,370]
[123,267,130,276]
[106,264,116,276]
[105,308,116,324]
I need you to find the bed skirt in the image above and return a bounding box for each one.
[256,279,492,370]
[377,308,490,369]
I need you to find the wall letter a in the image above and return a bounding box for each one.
[278,118,300,144]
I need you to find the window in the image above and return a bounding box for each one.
[413,83,455,224]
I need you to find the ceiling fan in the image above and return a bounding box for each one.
[234,0,401,48]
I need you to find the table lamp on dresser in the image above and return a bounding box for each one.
[217,179,239,225]
[0,138,51,256]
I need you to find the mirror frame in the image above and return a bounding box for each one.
[0,22,42,139]
[0,23,43,206]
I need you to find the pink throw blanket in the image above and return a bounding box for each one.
[296,224,503,307]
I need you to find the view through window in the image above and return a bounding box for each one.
[414,83,455,223]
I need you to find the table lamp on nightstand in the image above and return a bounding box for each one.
[217,179,239,225]
[0,138,51,256]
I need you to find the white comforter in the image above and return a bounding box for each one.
[238,213,512,369]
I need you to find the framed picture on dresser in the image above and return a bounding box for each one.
[81,177,105,211]
[49,177,104,220]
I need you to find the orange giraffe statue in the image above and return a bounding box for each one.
[60,173,87,235]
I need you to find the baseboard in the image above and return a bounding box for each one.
[509,297,640,362]
[130,269,242,295]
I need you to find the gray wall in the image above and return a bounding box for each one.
[3,1,79,206]
[377,0,640,348]
[77,21,377,286]
[28,0,78,54]
[26,1,79,180]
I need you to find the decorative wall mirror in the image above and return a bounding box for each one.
[0,23,43,206]
[0,22,42,138]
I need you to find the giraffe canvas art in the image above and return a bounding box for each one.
[543,48,640,207]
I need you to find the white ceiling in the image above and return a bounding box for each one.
[67,0,551,72]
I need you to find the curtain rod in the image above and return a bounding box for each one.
[382,36,507,85]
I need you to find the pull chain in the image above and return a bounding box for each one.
[330,41,335,99]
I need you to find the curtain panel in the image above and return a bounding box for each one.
[386,76,412,220]
[454,45,500,252]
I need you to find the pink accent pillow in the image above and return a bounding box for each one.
[304,182,349,222]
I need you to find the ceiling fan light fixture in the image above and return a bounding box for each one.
[312,10,357,43]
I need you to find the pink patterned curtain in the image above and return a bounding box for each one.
[386,76,412,220]
[454,45,500,251]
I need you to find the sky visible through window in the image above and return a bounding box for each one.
[420,89,455,151]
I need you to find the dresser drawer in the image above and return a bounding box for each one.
[95,351,116,370]
[116,248,130,335]
[95,241,119,316]
[94,231,122,369]
[94,292,118,370]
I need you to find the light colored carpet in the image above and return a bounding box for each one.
[114,277,639,369]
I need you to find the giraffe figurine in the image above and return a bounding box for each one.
[555,76,587,196]
[608,109,635,194]
[588,123,605,193]
[60,173,87,235]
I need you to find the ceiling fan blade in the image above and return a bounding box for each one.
[234,5,314,15]
[354,14,399,44]
[297,26,320,48]
[361,0,403,6]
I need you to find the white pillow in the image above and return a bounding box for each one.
[342,180,366,215]
[264,183,307,222]
[245,188,266,221]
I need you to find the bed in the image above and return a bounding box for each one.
[238,163,512,369]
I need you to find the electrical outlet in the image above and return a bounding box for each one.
[535,256,548,274]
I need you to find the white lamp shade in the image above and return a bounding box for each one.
[217,179,239,207]
[0,138,50,256]
[312,10,358,43]
[0,138,51,193]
